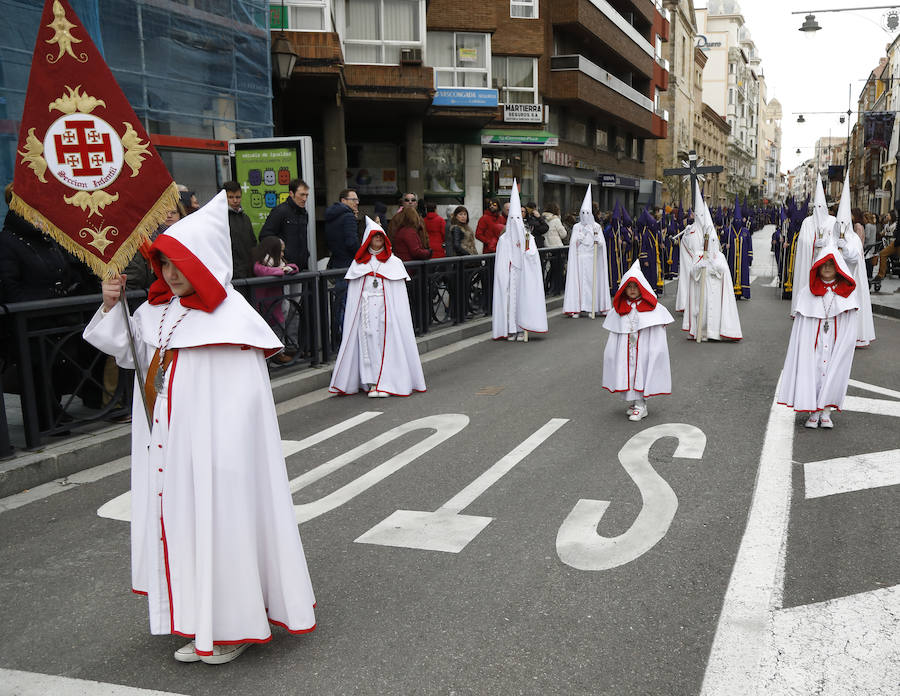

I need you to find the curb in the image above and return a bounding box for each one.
[0,297,563,498]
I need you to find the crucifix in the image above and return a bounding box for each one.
[663,150,724,210]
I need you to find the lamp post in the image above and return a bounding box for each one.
[270,34,298,135]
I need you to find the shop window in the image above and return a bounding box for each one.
[426,32,489,88]
[344,0,424,65]
[492,56,538,104]
[346,143,400,196]
[510,0,537,19]
[424,144,465,197]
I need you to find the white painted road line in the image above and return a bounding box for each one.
[556,423,706,571]
[291,414,470,524]
[700,382,796,696]
[848,379,900,400]
[804,450,900,499]
[356,418,568,553]
[0,668,189,696]
[282,410,382,458]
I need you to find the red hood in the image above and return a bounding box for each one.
[147,234,227,312]
[354,226,392,264]
[809,251,855,298]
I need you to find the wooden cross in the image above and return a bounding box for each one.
[663,150,724,210]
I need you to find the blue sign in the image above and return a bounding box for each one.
[433,88,499,107]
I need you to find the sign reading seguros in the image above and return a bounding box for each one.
[504,103,544,123]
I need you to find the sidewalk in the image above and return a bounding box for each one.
[0,298,563,498]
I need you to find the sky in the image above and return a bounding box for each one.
[696,1,899,175]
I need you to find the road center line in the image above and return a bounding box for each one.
[700,375,795,696]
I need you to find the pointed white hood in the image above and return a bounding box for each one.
[603,261,673,331]
[149,190,232,311]
[579,185,594,227]
[345,216,408,281]
[833,173,852,240]
[692,180,720,254]
[140,190,282,354]
[504,179,527,268]
[794,241,860,317]
[812,174,829,232]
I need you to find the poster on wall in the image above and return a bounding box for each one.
[346,167,398,195]
[229,136,316,263]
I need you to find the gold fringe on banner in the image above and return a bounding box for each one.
[9,181,180,280]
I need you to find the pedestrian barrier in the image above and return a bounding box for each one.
[0,247,569,454]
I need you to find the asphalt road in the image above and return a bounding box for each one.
[2,233,899,696]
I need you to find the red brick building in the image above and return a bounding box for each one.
[275,0,669,237]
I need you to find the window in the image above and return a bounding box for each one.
[492,56,538,104]
[729,62,735,74]
[596,128,608,150]
[426,32,489,88]
[728,88,733,105]
[276,1,328,30]
[344,0,423,65]
[510,0,537,18]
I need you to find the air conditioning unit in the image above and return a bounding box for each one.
[400,47,422,65]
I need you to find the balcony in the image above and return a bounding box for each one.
[275,30,343,77]
[343,63,435,103]
[550,0,655,80]
[549,55,664,138]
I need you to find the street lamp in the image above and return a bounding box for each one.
[271,35,298,91]
[799,14,821,32]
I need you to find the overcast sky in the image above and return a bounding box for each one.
[697,1,898,174]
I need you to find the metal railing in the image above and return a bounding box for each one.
[0,247,569,454]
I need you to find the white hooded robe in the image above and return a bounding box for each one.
[329,219,426,396]
[564,185,611,316]
[602,261,674,399]
[83,191,316,658]
[779,245,859,412]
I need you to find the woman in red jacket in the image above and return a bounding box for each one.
[423,202,447,258]
[391,207,433,262]
[476,199,503,253]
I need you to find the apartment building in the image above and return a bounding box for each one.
[274,0,670,223]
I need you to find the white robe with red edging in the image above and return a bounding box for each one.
[328,254,425,396]
[84,294,317,656]
[602,262,674,400]
[778,254,859,413]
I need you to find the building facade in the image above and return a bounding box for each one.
[275,0,671,235]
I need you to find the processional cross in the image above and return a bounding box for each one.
[663,150,724,209]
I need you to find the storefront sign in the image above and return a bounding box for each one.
[433,88,498,107]
[482,130,559,147]
[504,103,543,123]
[598,173,640,190]
[599,174,617,187]
[458,47,478,63]
[542,149,573,167]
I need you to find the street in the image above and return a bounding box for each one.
[2,232,899,696]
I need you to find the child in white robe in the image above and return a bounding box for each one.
[602,261,674,421]
[83,191,316,665]
[778,242,859,429]
[329,217,425,397]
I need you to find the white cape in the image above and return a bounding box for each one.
[84,303,316,655]
[492,232,548,338]
[329,255,426,395]
[840,234,876,346]
[563,221,611,315]
[676,224,702,312]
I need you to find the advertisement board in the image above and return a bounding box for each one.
[229,136,317,266]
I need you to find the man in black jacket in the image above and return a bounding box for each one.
[260,178,310,270]
[325,189,360,269]
[224,181,257,280]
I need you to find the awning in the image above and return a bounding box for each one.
[481,129,559,148]
[542,173,596,186]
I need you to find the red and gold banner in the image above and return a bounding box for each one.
[10,0,178,278]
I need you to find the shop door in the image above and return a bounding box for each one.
[482,152,523,204]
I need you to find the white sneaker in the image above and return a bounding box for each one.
[372,390,390,398]
[625,404,635,415]
[199,642,251,665]
[569,313,579,318]
[628,404,648,421]
[174,640,201,663]
[819,411,834,428]
[367,390,380,398]
[507,334,516,341]
[804,412,820,429]
[515,333,526,341]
